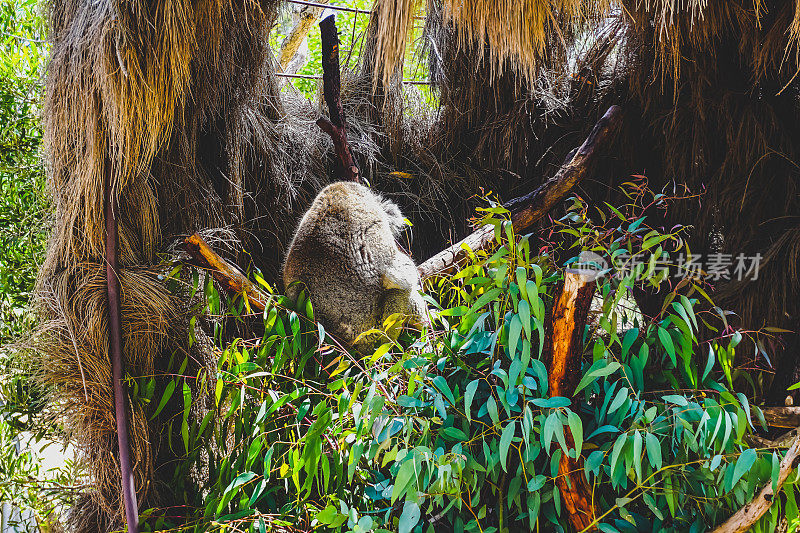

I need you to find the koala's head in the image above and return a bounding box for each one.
[380,197,408,238]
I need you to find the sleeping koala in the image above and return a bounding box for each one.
[283,181,428,348]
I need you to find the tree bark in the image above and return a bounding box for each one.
[278,0,329,73]
[184,233,270,312]
[317,14,361,183]
[709,433,800,533]
[417,105,622,279]
[546,271,597,532]
[761,406,800,428]
[746,428,799,449]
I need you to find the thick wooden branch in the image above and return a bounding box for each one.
[746,428,800,449]
[710,433,800,533]
[417,105,622,279]
[546,271,597,532]
[317,14,360,183]
[546,272,596,397]
[762,406,800,428]
[184,233,270,312]
[278,0,329,72]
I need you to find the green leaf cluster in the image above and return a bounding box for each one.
[152,199,796,533]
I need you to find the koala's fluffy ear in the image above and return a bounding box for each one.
[380,197,407,237]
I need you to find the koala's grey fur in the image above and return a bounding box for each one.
[283,181,428,347]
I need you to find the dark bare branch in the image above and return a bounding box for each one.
[318,14,361,183]
[104,168,139,533]
[417,105,622,279]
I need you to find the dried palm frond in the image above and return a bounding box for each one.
[372,0,800,89]
[373,0,616,87]
[33,263,179,530]
[38,0,288,528]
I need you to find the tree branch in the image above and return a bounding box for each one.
[317,14,360,183]
[417,105,622,279]
[745,428,800,449]
[184,233,270,312]
[762,406,800,428]
[710,433,800,533]
[278,0,329,73]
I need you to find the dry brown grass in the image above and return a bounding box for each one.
[33,263,178,529]
[373,0,800,89]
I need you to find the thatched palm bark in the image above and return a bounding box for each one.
[36,0,305,529]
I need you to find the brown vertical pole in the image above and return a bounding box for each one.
[105,167,139,533]
[546,271,597,532]
[316,14,361,183]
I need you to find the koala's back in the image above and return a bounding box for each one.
[283,182,408,342]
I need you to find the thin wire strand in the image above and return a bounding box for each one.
[274,72,432,84]
[286,0,371,15]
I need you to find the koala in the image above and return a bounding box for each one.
[283,181,429,348]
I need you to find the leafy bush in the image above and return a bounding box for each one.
[0,6,80,530]
[0,0,50,426]
[0,417,81,528]
[0,0,48,346]
[149,187,795,533]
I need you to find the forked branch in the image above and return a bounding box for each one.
[317,14,361,183]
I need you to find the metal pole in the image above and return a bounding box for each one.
[104,166,139,533]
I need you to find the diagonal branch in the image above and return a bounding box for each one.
[417,105,622,279]
[278,0,330,73]
[184,233,270,312]
[710,433,800,533]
